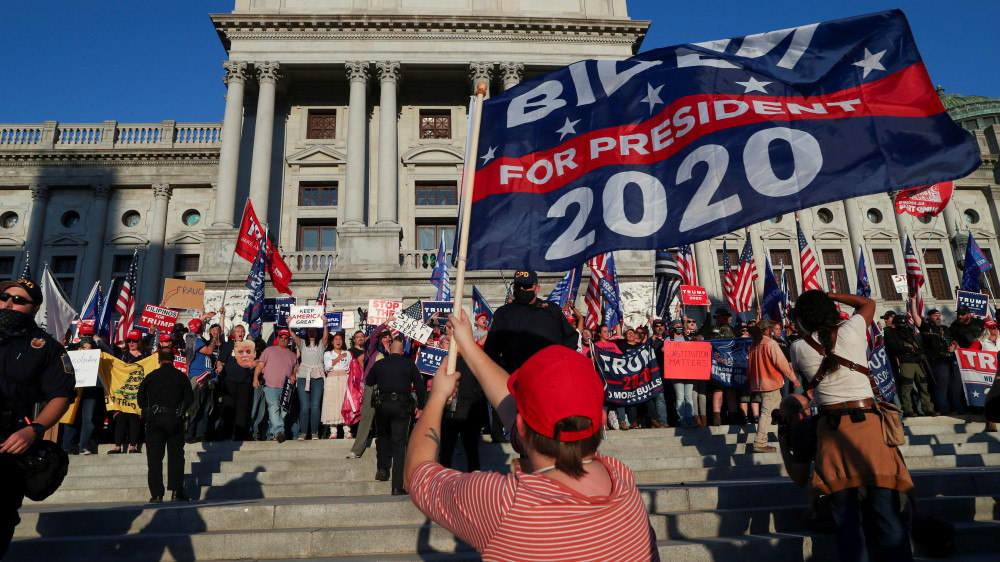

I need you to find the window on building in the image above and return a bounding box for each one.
[769,249,798,299]
[419,110,451,139]
[0,256,14,277]
[822,249,849,295]
[112,255,133,276]
[174,255,200,274]
[981,249,1000,299]
[922,249,951,300]
[306,110,336,139]
[299,182,338,206]
[716,248,740,297]
[51,256,77,298]
[417,224,455,251]
[415,182,457,206]
[872,249,901,301]
[298,224,337,251]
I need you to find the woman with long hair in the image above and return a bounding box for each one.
[108,329,150,454]
[291,324,329,440]
[789,291,913,561]
[322,332,352,438]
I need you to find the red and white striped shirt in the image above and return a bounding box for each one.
[410,453,660,561]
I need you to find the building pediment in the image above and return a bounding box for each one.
[912,230,949,242]
[43,233,88,246]
[812,228,849,241]
[969,228,994,241]
[400,145,465,167]
[761,230,795,242]
[166,233,205,246]
[863,229,899,242]
[285,146,347,167]
[0,235,24,248]
[108,233,149,246]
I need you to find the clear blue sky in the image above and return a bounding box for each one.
[2,1,997,124]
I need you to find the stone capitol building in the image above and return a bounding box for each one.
[2,0,999,327]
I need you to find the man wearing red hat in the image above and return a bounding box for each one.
[404,312,659,561]
[254,328,298,442]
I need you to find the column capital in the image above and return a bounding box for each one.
[470,62,494,90]
[222,61,250,86]
[500,62,524,89]
[376,61,401,85]
[29,184,50,201]
[92,184,112,200]
[346,61,371,85]
[256,61,281,85]
[152,183,172,200]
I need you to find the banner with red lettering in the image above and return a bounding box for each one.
[367,299,404,326]
[680,285,710,306]
[894,181,953,217]
[660,340,712,379]
[138,304,179,331]
[594,342,663,405]
[955,349,997,407]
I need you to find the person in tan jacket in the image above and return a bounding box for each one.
[747,321,800,453]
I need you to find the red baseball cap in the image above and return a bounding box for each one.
[158,333,174,343]
[507,345,604,441]
[475,312,490,323]
[127,330,142,341]
[188,318,203,333]
[986,319,997,328]
[78,323,95,336]
[277,328,291,337]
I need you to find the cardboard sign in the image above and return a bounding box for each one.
[390,315,433,344]
[288,305,325,329]
[680,285,710,306]
[416,346,448,376]
[68,349,101,387]
[955,349,997,407]
[367,299,404,326]
[161,278,206,310]
[660,341,712,380]
[957,291,989,317]
[891,274,908,295]
[139,304,179,331]
[422,301,454,322]
[263,297,296,325]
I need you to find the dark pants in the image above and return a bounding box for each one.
[897,362,934,416]
[220,380,253,441]
[62,387,105,452]
[186,382,212,440]
[375,399,413,490]
[146,413,186,498]
[928,359,966,414]
[440,417,481,472]
[0,454,24,559]
[114,412,142,447]
[829,486,912,562]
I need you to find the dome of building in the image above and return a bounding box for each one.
[937,86,1000,131]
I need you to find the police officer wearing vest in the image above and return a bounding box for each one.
[137,348,194,502]
[0,279,76,557]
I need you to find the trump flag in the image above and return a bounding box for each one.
[464,10,980,272]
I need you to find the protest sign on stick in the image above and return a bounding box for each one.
[367,299,404,326]
[417,347,448,376]
[679,285,710,307]
[139,304,179,332]
[660,341,712,379]
[957,291,989,317]
[390,315,433,344]
[162,279,205,310]
[68,349,101,387]
[288,305,325,329]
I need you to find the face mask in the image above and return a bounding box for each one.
[513,287,535,305]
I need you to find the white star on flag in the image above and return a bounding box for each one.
[480,146,497,164]
[555,117,581,141]
[735,76,771,94]
[640,83,664,114]
[973,390,980,398]
[853,48,887,78]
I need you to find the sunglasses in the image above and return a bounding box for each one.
[0,293,33,306]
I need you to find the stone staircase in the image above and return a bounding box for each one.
[7,415,1000,561]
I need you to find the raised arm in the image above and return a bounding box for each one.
[829,293,875,327]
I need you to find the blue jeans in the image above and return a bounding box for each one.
[62,388,102,452]
[250,387,267,437]
[647,394,668,425]
[829,487,912,562]
[262,386,286,439]
[296,377,324,437]
[673,382,695,424]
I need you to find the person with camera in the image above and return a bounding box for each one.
[137,348,194,503]
[0,279,76,558]
[884,313,937,417]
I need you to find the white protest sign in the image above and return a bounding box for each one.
[367,299,404,326]
[340,311,356,330]
[891,274,908,295]
[288,305,326,329]
[68,349,101,387]
[389,315,434,344]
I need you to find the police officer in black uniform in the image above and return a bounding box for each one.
[0,279,76,558]
[366,339,427,495]
[137,348,194,503]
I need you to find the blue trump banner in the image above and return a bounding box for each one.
[263,297,296,326]
[546,265,584,308]
[326,312,343,332]
[961,231,993,293]
[594,342,663,405]
[957,291,989,317]
[709,339,752,388]
[416,346,449,376]
[956,349,997,408]
[422,301,453,323]
[869,340,897,403]
[463,10,980,271]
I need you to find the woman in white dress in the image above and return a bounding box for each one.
[322,332,352,438]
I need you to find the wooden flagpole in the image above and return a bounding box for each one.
[447,82,488,374]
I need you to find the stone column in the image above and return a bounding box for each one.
[144,183,172,308]
[342,62,370,227]
[470,62,493,96]
[25,184,50,268]
[213,61,249,228]
[693,241,717,317]
[80,184,111,291]
[942,198,961,241]
[841,198,864,275]
[376,61,401,226]
[889,192,910,241]
[247,61,281,225]
[500,62,524,91]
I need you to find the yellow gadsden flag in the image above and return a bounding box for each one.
[98,352,161,415]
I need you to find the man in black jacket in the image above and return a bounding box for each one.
[916,307,965,414]
[884,315,938,417]
[950,306,985,349]
[137,349,195,503]
[367,339,427,495]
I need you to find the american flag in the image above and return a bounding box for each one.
[723,240,738,312]
[732,238,758,313]
[585,255,608,330]
[654,250,681,322]
[677,244,697,286]
[316,259,332,307]
[797,219,822,292]
[400,300,424,322]
[113,249,139,345]
[829,274,842,311]
[903,232,925,317]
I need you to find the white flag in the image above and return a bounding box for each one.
[38,265,77,342]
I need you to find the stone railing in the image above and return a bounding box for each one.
[287,251,339,272]
[400,249,452,269]
[0,120,222,150]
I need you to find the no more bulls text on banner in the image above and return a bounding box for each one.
[594,342,663,405]
[955,349,997,407]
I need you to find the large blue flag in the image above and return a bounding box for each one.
[761,257,785,322]
[430,234,451,301]
[599,253,623,329]
[472,285,494,323]
[961,231,993,293]
[856,246,872,297]
[464,10,980,272]
[546,265,583,308]
[95,278,114,341]
[243,240,267,338]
